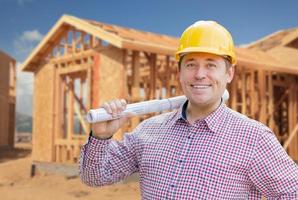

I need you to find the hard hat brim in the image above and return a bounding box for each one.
[175,47,237,65]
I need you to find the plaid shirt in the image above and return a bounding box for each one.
[80,101,298,199]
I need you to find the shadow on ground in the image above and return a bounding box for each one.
[0,143,31,163]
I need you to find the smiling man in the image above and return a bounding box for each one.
[80,21,298,199]
[178,52,234,124]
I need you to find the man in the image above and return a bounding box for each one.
[80,21,298,199]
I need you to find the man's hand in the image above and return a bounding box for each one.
[91,99,132,139]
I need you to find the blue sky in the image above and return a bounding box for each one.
[0,0,298,115]
[1,0,298,62]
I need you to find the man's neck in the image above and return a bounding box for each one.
[186,99,221,124]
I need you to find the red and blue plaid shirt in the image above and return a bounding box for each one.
[80,101,298,199]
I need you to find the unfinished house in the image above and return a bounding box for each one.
[246,28,298,160]
[21,15,180,165]
[0,50,16,149]
[21,15,298,167]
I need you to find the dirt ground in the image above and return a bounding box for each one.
[0,143,141,200]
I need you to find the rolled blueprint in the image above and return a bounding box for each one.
[86,89,229,123]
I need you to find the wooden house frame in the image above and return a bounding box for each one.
[22,15,298,165]
[247,28,298,160]
[0,50,16,148]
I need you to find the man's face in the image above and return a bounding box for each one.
[179,52,234,108]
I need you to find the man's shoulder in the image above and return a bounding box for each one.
[225,107,272,133]
[142,110,178,126]
[130,111,177,140]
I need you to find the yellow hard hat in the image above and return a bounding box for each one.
[175,20,237,65]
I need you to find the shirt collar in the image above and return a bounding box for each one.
[174,98,228,134]
[203,101,227,134]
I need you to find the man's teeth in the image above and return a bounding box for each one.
[191,85,210,89]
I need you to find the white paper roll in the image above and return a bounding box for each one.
[86,89,229,123]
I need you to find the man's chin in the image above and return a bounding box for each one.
[188,97,210,105]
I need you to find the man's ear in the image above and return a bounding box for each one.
[227,65,235,83]
[177,68,182,82]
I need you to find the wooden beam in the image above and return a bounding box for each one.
[58,64,90,75]
[86,57,92,133]
[258,70,267,124]
[274,88,290,108]
[287,81,298,159]
[50,49,96,65]
[122,39,175,56]
[64,15,123,48]
[80,32,86,51]
[64,78,88,114]
[72,29,76,53]
[73,101,88,134]
[67,79,74,141]
[149,53,157,99]
[268,72,274,129]
[238,59,298,76]
[241,70,246,114]
[131,51,140,100]
[283,123,298,149]
[230,66,239,110]
[165,55,171,98]
[53,65,58,162]
[89,35,94,48]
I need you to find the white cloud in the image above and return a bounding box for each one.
[20,30,43,42]
[13,29,44,60]
[13,29,43,115]
[17,0,33,6]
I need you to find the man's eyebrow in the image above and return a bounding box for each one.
[206,58,217,62]
[185,58,195,62]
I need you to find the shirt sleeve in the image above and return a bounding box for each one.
[79,128,142,187]
[248,129,298,198]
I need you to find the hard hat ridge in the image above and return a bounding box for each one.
[175,20,237,65]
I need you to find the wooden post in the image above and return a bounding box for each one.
[80,32,85,51]
[131,51,140,101]
[230,66,238,110]
[283,123,298,150]
[64,34,68,55]
[149,53,157,99]
[258,70,267,124]
[67,78,74,162]
[241,69,247,114]
[250,69,256,119]
[130,51,141,128]
[52,65,58,162]
[287,81,298,160]
[72,30,76,53]
[268,72,274,130]
[165,56,171,98]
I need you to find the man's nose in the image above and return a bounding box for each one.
[194,66,207,79]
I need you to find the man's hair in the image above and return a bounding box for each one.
[178,55,232,71]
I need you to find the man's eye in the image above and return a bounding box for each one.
[186,63,195,68]
[207,63,216,68]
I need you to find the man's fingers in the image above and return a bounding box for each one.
[100,99,128,119]
[114,100,125,115]
[102,102,112,114]
[120,99,127,108]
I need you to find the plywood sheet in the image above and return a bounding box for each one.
[32,64,55,162]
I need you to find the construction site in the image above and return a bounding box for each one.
[1,14,298,200]
[19,15,298,165]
